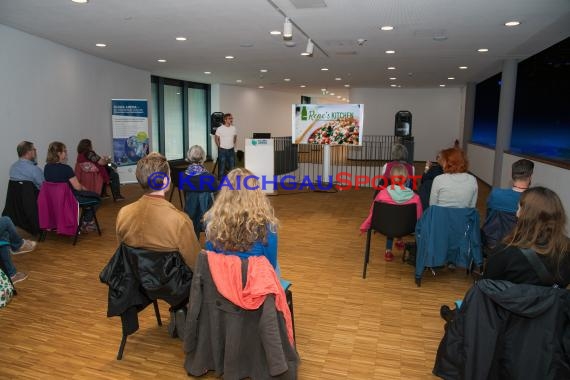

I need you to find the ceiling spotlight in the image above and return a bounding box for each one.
[330,93,336,96]
[72,0,89,3]
[335,77,342,81]
[260,69,268,73]
[300,85,306,88]
[336,95,342,98]
[175,37,187,41]
[385,50,396,54]
[505,20,520,27]
[380,25,394,31]
[387,66,396,70]
[459,66,468,70]
[390,84,397,87]
[270,30,281,35]
[389,77,397,80]
[301,39,314,57]
[477,48,489,53]
[225,55,235,59]
[283,17,293,40]
[258,85,264,88]
[344,84,350,87]
[440,84,446,87]
[283,78,291,82]
[236,79,242,83]
[95,43,107,47]
[204,71,211,74]
[447,77,455,80]
[321,67,329,71]
[157,59,167,63]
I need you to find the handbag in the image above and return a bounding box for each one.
[0,269,15,308]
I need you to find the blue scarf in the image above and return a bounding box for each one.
[185,163,208,176]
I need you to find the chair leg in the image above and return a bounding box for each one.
[73,208,86,246]
[285,289,295,342]
[362,229,372,278]
[153,300,162,326]
[91,208,101,236]
[117,333,127,360]
[39,230,47,242]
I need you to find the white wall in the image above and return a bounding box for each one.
[217,85,303,152]
[350,87,465,161]
[467,143,496,185]
[0,24,150,210]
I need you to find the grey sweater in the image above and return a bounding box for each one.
[429,173,478,208]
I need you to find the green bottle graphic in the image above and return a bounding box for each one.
[301,105,308,121]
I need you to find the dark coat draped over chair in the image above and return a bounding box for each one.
[2,180,40,236]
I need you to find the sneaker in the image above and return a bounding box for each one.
[395,239,405,250]
[384,250,394,262]
[11,272,28,284]
[100,193,111,199]
[440,305,456,323]
[13,239,37,255]
[114,195,126,202]
[85,221,98,232]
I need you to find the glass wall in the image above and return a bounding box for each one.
[150,76,211,160]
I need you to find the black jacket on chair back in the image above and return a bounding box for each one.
[433,279,570,380]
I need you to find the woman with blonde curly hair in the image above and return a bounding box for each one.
[203,167,279,270]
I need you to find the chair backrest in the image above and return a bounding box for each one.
[38,182,79,236]
[2,180,40,235]
[371,202,417,237]
[74,162,104,194]
[168,159,188,189]
[481,209,517,250]
[184,192,214,236]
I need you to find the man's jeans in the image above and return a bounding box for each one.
[0,216,24,276]
[217,148,235,179]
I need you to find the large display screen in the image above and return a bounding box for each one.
[292,104,364,145]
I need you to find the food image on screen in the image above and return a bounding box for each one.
[307,117,359,145]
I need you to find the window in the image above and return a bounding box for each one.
[471,73,501,147]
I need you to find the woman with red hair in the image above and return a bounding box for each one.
[429,148,478,208]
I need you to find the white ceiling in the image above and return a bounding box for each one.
[1,0,569,98]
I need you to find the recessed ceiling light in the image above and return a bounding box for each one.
[321,88,327,92]
[95,43,107,47]
[72,0,89,3]
[270,30,281,35]
[459,66,468,70]
[344,84,350,87]
[477,48,489,53]
[258,85,264,89]
[390,84,397,87]
[284,78,291,82]
[300,85,306,88]
[225,55,235,59]
[389,77,397,80]
[336,95,342,99]
[236,79,242,83]
[321,67,329,71]
[260,69,268,73]
[175,37,187,41]
[204,71,211,75]
[385,50,396,54]
[342,98,346,101]
[439,84,446,87]
[157,59,166,63]
[387,66,396,70]
[504,21,520,27]
[330,92,336,96]
[335,77,342,81]
[380,25,394,31]
[447,77,455,80]
[300,52,310,56]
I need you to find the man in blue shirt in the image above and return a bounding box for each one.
[9,141,44,189]
[487,159,534,213]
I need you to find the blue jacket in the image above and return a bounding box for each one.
[415,206,482,279]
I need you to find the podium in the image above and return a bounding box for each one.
[245,138,276,194]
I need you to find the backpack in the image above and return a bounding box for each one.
[0,269,15,308]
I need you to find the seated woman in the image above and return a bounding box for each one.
[76,139,124,201]
[44,141,101,232]
[203,168,280,273]
[360,164,423,261]
[429,147,478,208]
[440,186,570,322]
[183,145,218,239]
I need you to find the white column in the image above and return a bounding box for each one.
[323,145,331,180]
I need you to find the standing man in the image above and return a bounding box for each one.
[215,113,237,180]
[9,141,44,189]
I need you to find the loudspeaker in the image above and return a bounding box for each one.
[210,112,224,135]
[395,110,412,137]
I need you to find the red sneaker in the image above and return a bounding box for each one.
[384,250,394,261]
[395,239,405,250]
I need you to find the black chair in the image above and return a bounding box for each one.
[168,159,187,208]
[2,180,40,236]
[99,244,193,360]
[362,202,417,278]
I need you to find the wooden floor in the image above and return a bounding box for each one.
[0,179,490,379]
